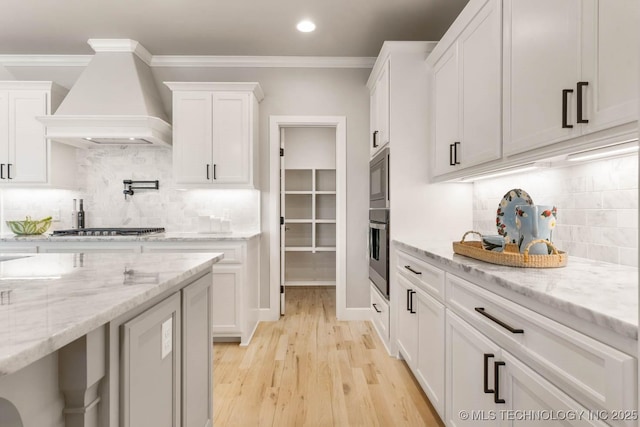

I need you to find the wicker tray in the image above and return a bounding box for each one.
[452,231,567,268]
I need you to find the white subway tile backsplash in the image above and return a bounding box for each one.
[473,154,638,266]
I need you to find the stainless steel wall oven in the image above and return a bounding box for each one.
[369,208,389,299]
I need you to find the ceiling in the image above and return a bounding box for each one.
[0,0,469,57]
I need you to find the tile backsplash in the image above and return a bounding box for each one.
[0,147,260,234]
[473,154,638,266]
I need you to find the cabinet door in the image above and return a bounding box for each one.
[369,88,378,156]
[498,351,608,427]
[371,60,390,158]
[503,0,582,155]
[211,92,251,184]
[173,91,213,184]
[182,274,213,427]
[8,90,47,183]
[211,265,242,334]
[415,288,445,419]
[581,0,638,134]
[0,91,7,166]
[396,275,418,368]
[458,0,502,168]
[446,310,500,427]
[431,44,460,177]
[121,293,181,427]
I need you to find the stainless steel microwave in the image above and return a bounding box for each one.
[370,147,389,209]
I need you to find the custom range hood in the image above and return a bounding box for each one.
[38,39,171,148]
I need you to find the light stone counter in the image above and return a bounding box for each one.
[0,252,222,376]
[394,239,637,344]
[0,230,260,242]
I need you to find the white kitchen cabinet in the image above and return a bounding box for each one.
[446,310,501,427]
[428,0,502,177]
[369,60,390,158]
[0,82,75,188]
[396,274,418,367]
[209,265,242,336]
[503,0,638,156]
[165,82,262,188]
[370,281,390,347]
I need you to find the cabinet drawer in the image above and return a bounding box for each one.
[446,274,636,418]
[142,243,243,264]
[396,250,444,301]
[370,282,389,343]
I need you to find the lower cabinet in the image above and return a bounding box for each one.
[121,292,182,427]
[386,246,637,427]
[370,281,390,347]
[210,265,242,336]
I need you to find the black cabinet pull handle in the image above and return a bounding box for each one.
[494,361,506,404]
[213,164,217,180]
[206,164,210,180]
[483,353,495,394]
[453,142,460,165]
[406,288,411,311]
[562,89,574,128]
[404,265,422,275]
[449,143,455,166]
[475,307,524,334]
[372,303,382,313]
[577,81,589,124]
[7,163,12,179]
[373,130,379,148]
[409,290,416,314]
[0,163,4,179]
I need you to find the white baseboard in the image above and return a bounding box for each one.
[258,307,279,322]
[285,281,336,287]
[338,307,372,321]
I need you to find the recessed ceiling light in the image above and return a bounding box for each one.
[297,20,316,33]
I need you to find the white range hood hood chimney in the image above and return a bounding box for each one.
[38,39,171,148]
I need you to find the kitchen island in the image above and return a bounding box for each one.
[0,251,222,427]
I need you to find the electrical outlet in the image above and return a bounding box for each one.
[52,209,61,222]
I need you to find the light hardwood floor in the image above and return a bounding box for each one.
[213,286,444,427]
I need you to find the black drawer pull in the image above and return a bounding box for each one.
[373,130,379,148]
[483,353,495,394]
[449,143,455,166]
[406,288,411,312]
[577,81,589,124]
[409,290,416,314]
[372,303,382,313]
[562,89,574,128]
[404,265,422,275]
[206,164,210,180]
[475,307,524,334]
[494,361,506,404]
[7,163,12,179]
[453,141,460,165]
[0,163,4,179]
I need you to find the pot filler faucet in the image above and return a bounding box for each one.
[123,180,160,200]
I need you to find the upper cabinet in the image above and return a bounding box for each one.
[428,0,638,180]
[367,42,437,160]
[0,82,76,188]
[429,0,502,176]
[503,0,638,156]
[369,60,390,158]
[165,82,263,189]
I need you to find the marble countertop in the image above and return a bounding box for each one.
[0,252,222,376]
[0,230,261,242]
[394,239,638,342]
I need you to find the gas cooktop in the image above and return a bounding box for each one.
[52,227,165,237]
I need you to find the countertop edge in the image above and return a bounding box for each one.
[393,240,637,343]
[0,254,221,377]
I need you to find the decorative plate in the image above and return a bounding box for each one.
[496,189,533,244]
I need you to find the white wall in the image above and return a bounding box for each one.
[2,65,371,310]
[473,154,639,266]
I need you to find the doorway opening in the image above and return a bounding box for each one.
[269,116,346,320]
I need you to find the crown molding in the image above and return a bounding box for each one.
[87,39,153,65]
[0,54,375,69]
[0,55,92,67]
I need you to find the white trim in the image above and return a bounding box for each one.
[0,55,92,67]
[258,308,279,322]
[0,55,374,69]
[269,115,347,320]
[152,55,375,69]
[87,39,153,65]
[164,82,264,102]
[284,281,336,287]
[367,41,437,88]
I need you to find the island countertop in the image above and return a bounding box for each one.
[394,239,638,346]
[0,252,222,376]
[0,230,261,242]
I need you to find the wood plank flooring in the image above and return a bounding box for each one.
[213,286,444,426]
